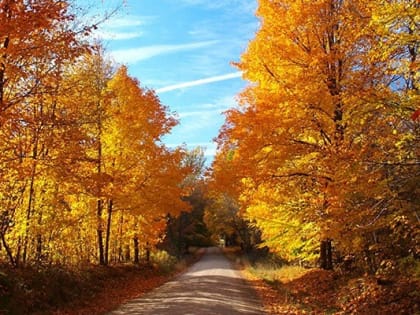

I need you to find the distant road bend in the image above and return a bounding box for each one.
[108,247,265,315]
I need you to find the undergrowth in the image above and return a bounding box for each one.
[224,247,420,314]
[0,249,201,315]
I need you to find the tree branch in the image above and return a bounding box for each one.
[271,172,333,182]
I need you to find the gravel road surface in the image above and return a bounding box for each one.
[108,247,265,315]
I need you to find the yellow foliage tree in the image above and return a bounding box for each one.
[213,0,419,270]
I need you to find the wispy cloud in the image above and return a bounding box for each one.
[180,0,226,9]
[103,17,148,28]
[180,0,256,14]
[94,15,151,41]
[155,72,242,93]
[177,97,237,118]
[95,30,144,40]
[110,40,219,64]
[163,94,239,163]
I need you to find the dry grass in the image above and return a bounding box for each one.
[249,264,309,284]
[0,250,203,315]
[224,248,420,314]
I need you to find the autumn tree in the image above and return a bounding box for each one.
[352,0,420,271]
[0,0,197,269]
[0,0,89,118]
[0,0,93,266]
[101,66,191,264]
[161,147,213,257]
[213,0,419,271]
[51,59,192,265]
[206,144,262,250]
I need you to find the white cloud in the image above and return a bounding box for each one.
[215,94,240,110]
[110,40,219,64]
[180,0,225,9]
[155,72,242,93]
[204,143,217,157]
[162,95,240,163]
[95,30,143,40]
[94,15,154,41]
[180,0,256,14]
[177,98,236,118]
[103,17,148,28]
[178,109,222,118]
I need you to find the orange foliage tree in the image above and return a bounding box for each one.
[0,0,91,266]
[0,2,193,267]
[212,0,419,271]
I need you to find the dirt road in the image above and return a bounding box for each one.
[108,247,265,314]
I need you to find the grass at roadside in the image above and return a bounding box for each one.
[223,247,419,314]
[0,249,203,315]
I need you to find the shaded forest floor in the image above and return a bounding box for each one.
[224,247,420,314]
[0,253,202,315]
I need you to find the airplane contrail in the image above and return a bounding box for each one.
[155,72,242,93]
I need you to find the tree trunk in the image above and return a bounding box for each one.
[125,244,130,262]
[118,211,124,262]
[95,97,104,265]
[36,234,42,262]
[35,209,44,262]
[326,239,332,269]
[23,160,37,264]
[104,199,113,265]
[145,242,150,263]
[97,199,105,265]
[15,237,22,267]
[0,66,4,111]
[0,35,9,112]
[133,236,139,264]
[320,239,333,270]
[0,232,16,267]
[118,246,123,263]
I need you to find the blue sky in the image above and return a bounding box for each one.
[87,0,258,164]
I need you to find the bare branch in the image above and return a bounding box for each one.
[271,172,333,182]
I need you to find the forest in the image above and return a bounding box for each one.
[0,0,418,314]
[210,0,419,273]
[0,2,194,267]
[207,0,419,312]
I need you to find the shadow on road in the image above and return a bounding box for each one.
[111,275,262,314]
[108,247,264,315]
